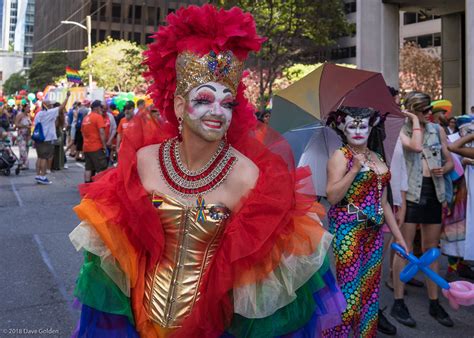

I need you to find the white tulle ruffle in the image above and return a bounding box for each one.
[233,230,333,318]
[69,221,130,297]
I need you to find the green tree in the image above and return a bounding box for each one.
[29,52,68,92]
[2,71,28,95]
[80,38,146,92]
[218,0,352,109]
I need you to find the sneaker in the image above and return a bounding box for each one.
[458,264,474,281]
[390,300,416,327]
[46,169,51,174]
[378,308,397,335]
[36,176,52,185]
[64,163,69,169]
[429,300,453,327]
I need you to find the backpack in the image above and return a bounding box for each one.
[32,122,45,143]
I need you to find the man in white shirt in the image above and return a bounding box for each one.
[34,92,70,184]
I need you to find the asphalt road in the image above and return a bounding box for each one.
[1,148,474,337]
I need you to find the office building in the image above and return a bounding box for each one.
[0,0,35,68]
[33,0,206,67]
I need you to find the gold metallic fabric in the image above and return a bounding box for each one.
[175,51,244,97]
[144,193,230,328]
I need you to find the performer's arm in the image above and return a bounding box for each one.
[326,149,362,205]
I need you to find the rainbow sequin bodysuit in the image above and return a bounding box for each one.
[323,146,391,337]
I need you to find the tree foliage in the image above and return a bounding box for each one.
[218,0,352,109]
[80,38,146,92]
[2,71,28,95]
[399,42,441,99]
[29,52,68,92]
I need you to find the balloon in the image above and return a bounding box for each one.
[7,99,15,106]
[21,99,27,105]
[106,98,112,106]
[391,243,450,290]
[127,92,134,100]
[27,93,35,101]
[442,281,474,310]
[19,89,27,96]
[36,91,44,100]
[116,98,127,112]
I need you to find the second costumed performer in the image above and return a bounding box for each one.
[69,5,345,338]
[323,107,409,337]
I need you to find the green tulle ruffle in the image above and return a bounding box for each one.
[74,251,134,325]
[227,256,331,337]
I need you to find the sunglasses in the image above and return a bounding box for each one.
[421,106,432,114]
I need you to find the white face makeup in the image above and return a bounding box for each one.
[343,116,371,146]
[183,81,235,142]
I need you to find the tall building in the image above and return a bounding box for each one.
[0,0,35,68]
[33,0,207,67]
[329,1,442,65]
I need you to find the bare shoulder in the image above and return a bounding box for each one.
[136,143,161,174]
[329,148,346,164]
[137,143,160,162]
[226,147,260,193]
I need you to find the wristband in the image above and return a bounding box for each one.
[412,128,421,131]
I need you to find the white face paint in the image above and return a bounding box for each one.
[183,81,235,142]
[343,116,371,146]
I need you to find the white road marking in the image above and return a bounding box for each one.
[10,180,24,207]
[75,162,85,169]
[33,234,75,316]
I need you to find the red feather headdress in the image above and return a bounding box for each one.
[144,4,265,143]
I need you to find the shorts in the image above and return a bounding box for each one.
[84,150,108,173]
[405,177,442,224]
[36,141,54,159]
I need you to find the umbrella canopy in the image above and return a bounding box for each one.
[284,124,342,197]
[271,62,405,164]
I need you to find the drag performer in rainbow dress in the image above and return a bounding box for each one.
[323,107,408,337]
[69,5,345,337]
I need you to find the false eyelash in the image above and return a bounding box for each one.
[191,99,211,105]
[225,101,239,108]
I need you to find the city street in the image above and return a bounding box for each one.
[1,148,474,338]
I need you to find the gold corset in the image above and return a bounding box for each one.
[144,193,230,328]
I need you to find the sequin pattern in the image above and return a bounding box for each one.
[323,146,390,337]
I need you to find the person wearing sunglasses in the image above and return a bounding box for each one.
[391,91,454,328]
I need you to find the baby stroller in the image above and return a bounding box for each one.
[0,139,20,176]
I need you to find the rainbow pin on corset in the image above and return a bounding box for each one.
[195,195,207,223]
[152,193,163,208]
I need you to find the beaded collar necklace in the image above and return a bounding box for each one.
[157,137,237,199]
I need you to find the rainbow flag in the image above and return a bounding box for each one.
[66,67,81,83]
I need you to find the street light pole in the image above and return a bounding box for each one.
[86,15,92,95]
[60,15,93,96]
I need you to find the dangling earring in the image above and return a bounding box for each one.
[178,117,183,141]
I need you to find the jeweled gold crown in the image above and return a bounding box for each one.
[175,50,244,97]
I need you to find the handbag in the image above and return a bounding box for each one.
[32,122,45,143]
